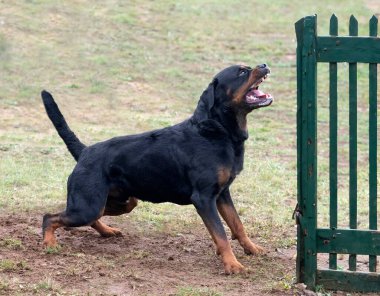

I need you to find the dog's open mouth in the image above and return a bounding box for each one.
[245,74,273,108]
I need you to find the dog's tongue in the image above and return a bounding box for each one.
[252,89,267,98]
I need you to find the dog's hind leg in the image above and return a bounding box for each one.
[42,170,108,247]
[103,196,138,216]
[42,212,64,247]
[91,219,122,237]
[90,195,138,237]
[42,207,105,247]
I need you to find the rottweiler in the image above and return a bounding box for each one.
[41,63,273,274]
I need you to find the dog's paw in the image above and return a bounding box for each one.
[92,220,123,237]
[100,226,122,237]
[43,237,58,248]
[223,258,245,275]
[242,240,265,255]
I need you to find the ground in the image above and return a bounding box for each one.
[0,214,296,296]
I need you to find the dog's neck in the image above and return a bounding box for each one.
[234,110,249,139]
[212,106,249,143]
[191,98,249,143]
[214,109,247,173]
[190,106,246,173]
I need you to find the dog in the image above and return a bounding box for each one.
[41,64,273,274]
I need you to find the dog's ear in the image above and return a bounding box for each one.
[193,78,218,122]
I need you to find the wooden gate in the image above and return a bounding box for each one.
[295,14,380,291]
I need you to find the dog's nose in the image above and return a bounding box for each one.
[258,64,267,68]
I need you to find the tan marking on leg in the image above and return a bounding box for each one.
[43,222,62,247]
[213,235,245,274]
[91,220,122,237]
[217,202,264,255]
[202,219,244,274]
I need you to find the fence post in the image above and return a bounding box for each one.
[295,15,318,289]
[368,15,378,273]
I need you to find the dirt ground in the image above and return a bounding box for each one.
[0,213,298,296]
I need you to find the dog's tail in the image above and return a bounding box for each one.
[41,90,86,161]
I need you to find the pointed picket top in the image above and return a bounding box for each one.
[369,15,378,36]
[295,17,306,44]
[349,15,358,36]
[330,14,338,36]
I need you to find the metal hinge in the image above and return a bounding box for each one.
[293,203,307,235]
[292,203,301,223]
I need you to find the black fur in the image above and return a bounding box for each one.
[41,90,86,161]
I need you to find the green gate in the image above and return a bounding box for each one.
[296,14,379,291]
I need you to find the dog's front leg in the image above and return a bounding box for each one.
[191,191,244,274]
[217,188,264,255]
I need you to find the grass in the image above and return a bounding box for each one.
[0,0,379,294]
[33,278,59,294]
[0,238,23,250]
[176,286,222,296]
[0,277,10,293]
[44,245,62,255]
[0,275,60,295]
[0,0,304,243]
[0,259,28,272]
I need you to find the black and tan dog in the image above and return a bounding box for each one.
[41,64,273,274]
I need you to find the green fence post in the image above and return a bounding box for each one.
[295,15,305,284]
[368,15,378,272]
[296,15,318,289]
[348,15,358,272]
[329,14,338,271]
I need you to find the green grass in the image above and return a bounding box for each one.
[44,245,62,255]
[176,286,222,296]
[0,277,10,293]
[0,259,28,272]
[0,1,378,290]
[33,278,59,294]
[0,275,61,295]
[0,238,23,250]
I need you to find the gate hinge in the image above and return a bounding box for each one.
[293,203,307,234]
[292,203,301,223]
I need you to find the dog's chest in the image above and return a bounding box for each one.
[231,141,245,174]
[216,142,244,188]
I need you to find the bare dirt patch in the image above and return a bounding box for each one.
[0,213,296,295]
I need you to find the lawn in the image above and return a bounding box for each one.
[0,0,379,295]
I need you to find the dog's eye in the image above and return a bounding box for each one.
[238,69,248,76]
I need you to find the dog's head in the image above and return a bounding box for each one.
[194,64,273,122]
[216,64,273,110]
